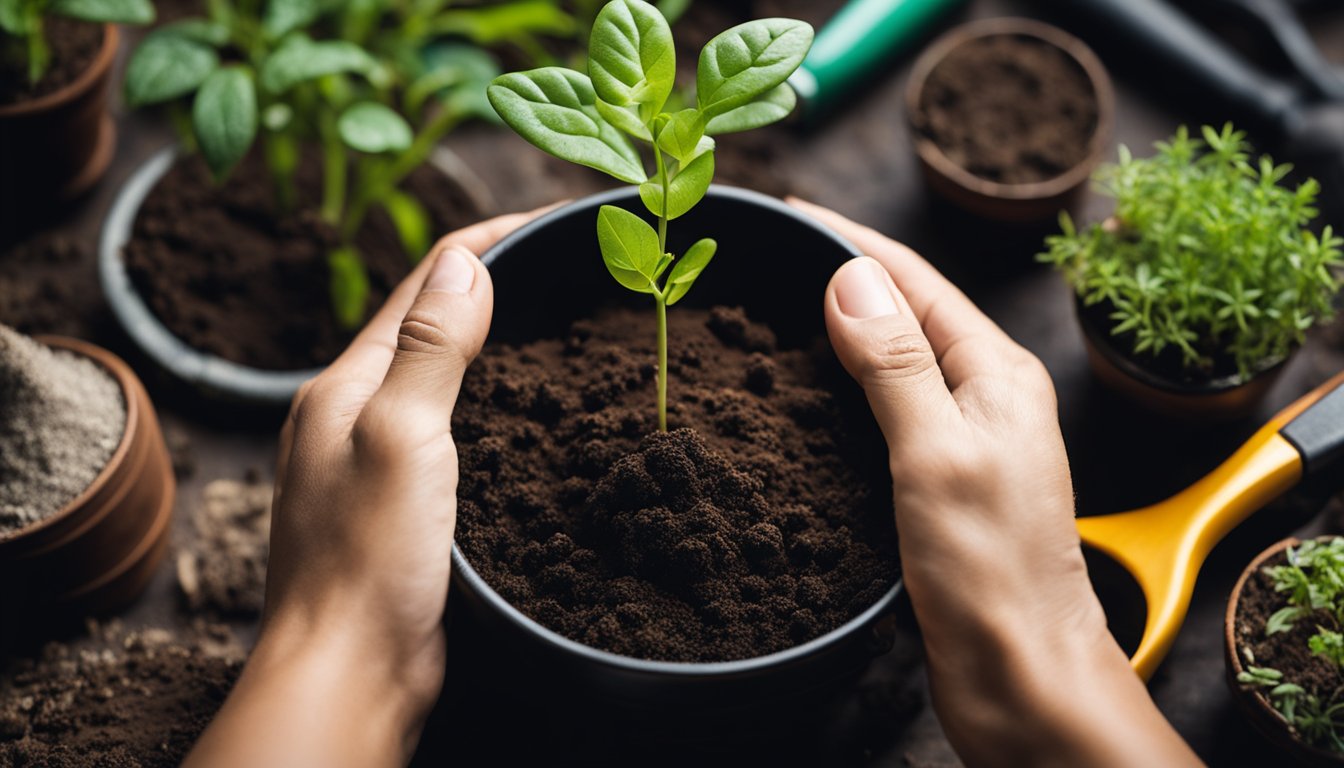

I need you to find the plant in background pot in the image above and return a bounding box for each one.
[0,0,153,209]
[1040,124,1343,420]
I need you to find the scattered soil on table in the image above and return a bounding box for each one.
[0,325,124,534]
[0,619,243,767]
[0,18,103,105]
[176,477,273,616]
[123,151,482,370]
[914,33,1099,184]
[0,233,102,339]
[454,306,897,662]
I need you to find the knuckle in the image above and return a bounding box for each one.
[860,328,937,383]
[398,308,455,354]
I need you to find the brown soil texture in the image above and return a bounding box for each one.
[176,477,273,616]
[0,18,102,105]
[123,151,482,370]
[915,34,1098,185]
[454,306,898,662]
[0,233,102,339]
[0,620,243,767]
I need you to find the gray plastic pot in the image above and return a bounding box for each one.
[448,186,905,713]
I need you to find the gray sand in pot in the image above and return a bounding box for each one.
[0,325,126,535]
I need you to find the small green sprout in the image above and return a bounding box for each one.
[0,0,153,86]
[488,0,812,430]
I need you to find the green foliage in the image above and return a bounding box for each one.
[1040,124,1342,382]
[489,0,810,430]
[192,66,257,178]
[0,0,153,84]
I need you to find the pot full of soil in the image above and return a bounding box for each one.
[0,326,174,633]
[1226,537,1344,765]
[0,22,118,217]
[449,186,903,715]
[905,17,1114,223]
[98,145,494,406]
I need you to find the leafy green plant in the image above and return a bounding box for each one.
[1,0,152,86]
[1238,537,1344,753]
[488,0,812,431]
[1040,124,1342,382]
[123,0,575,328]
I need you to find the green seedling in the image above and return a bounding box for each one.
[123,0,577,328]
[1040,124,1342,382]
[488,0,812,431]
[0,0,153,86]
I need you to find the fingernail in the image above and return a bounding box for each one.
[426,245,476,294]
[835,258,899,319]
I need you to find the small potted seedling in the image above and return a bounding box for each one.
[1040,124,1343,420]
[1227,537,1344,765]
[0,0,153,207]
[449,0,902,715]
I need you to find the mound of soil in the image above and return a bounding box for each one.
[454,306,897,662]
[176,477,273,616]
[914,33,1098,184]
[0,18,103,105]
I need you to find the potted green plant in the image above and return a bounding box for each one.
[1040,124,1343,420]
[1227,536,1344,765]
[0,0,153,209]
[448,0,901,715]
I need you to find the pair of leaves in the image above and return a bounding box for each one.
[596,205,714,304]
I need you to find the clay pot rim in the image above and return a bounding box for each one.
[903,17,1115,203]
[0,23,118,117]
[450,184,905,677]
[1225,535,1344,764]
[0,335,139,544]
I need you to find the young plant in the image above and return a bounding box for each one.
[488,0,812,431]
[1040,124,1343,382]
[1238,538,1344,753]
[0,0,152,86]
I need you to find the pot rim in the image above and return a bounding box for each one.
[0,23,118,117]
[0,335,139,544]
[903,17,1115,202]
[451,184,905,677]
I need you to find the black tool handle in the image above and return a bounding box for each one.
[1281,378,1344,480]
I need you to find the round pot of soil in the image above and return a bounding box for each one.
[0,22,118,211]
[98,145,494,406]
[450,186,903,715]
[1226,537,1344,765]
[0,328,174,629]
[904,17,1114,223]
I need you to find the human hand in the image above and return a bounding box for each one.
[798,199,1199,767]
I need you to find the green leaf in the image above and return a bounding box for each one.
[328,246,370,329]
[1266,606,1309,635]
[262,0,318,39]
[125,34,219,106]
[338,102,412,153]
[192,67,257,179]
[48,0,153,24]
[594,99,650,141]
[260,34,376,93]
[487,67,646,183]
[596,204,659,293]
[149,17,230,46]
[665,238,716,305]
[696,18,812,118]
[410,42,500,121]
[656,108,704,162]
[639,148,713,220]
[0,0,29,35]
[381,190,432,262]
[705,82,795,134]
[588,0,674,124]
[429,0,576,44]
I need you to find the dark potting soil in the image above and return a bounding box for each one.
[454,306,898,663]
[122,151,482,370]
[915,33,1098,185]
[0,18,102,105]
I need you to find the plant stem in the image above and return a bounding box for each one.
[342,106,461,242]
[319,111,345,226]
[656,293,667,432]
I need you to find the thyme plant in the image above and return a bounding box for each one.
[488,0,812,430]
[1,0,152,86]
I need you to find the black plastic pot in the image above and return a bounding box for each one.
[448,186,904,714]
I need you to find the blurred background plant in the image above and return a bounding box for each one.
[1,0,153,86]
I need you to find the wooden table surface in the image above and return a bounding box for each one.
[4,0,1344,764]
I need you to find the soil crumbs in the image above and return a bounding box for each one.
[176,477,273,617]
[455,306,898,663]
[0,19,102,104]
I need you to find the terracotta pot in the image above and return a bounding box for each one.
[0,23,118,208]
[1076,296,1288,421]
[1225,537,1344,766]
[0,336,174,627]
[904,18,1115,223]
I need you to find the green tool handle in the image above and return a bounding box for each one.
[789,0,967,118]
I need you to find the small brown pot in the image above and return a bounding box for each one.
[1225,537,1344,766]
[0,336,174,625]
[904,18,1115,223]
[0,23,119,208]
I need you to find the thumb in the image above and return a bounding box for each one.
[824,257,959,448]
